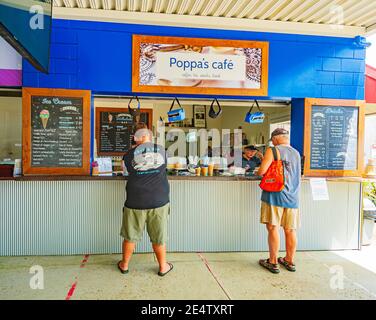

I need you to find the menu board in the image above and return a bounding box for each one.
[96,108,152,156]
[304,98,365,177]
[23,88,91,175]
[310,106,358,170]
[31,96,84,167]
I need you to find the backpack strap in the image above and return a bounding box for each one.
[271,147,279,161]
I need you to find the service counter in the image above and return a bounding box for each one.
[0,175,363,256]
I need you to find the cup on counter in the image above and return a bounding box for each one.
[208,163,214,176]
[201,166,208,176]
[195,167,201,176]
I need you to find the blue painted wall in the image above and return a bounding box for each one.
[290,98,305,154]
[23,18,366,100]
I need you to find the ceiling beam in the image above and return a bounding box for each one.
[115,0,126,10]
[293,0,328,22]
[190,0,206,16]
[346,3,376,26]
[281,0,315,22]
[177,0,191,15]
[236,0,259,19]
[89,0,102,9]
[53,6,366,38]
[366,23,376,36]
[201,0,219,16]
[259,0,290,20]
[212,0,233,17]
[247,0,276,19]
[225,0,247,18]
[270,0,302,21]
[165,0,179,14]
[153,0,165,13]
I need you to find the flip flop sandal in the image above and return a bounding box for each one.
[117,261,129,274]
[158,262,174,277]
[278,257,296,272]
[259,258,280,274]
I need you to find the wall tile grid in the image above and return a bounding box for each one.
[23,20,79,89]
[317,45,366,100]
[22,19,366,101]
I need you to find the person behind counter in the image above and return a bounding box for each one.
[118,122,173,277]
[257,128,301,274]
[242,145,263,173]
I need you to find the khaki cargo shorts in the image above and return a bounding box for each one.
[260,201,300,230]
[120,203,170,245]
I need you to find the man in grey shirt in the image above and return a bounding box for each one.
[257,128,301,274]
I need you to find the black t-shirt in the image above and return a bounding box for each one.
[123,143,170,209]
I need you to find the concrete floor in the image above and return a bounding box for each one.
[1,237,376,300]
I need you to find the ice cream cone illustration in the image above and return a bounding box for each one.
[40,110,50,129]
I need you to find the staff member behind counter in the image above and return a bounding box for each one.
[242,145,263,172]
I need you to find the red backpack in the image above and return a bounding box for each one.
[259,147,285,192]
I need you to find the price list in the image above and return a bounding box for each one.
[31,96,84,167]
[310,106,358,170]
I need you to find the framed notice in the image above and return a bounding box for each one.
[22,88,91,175]
[95,107,153,156]
[132,35,269,96]
[304,98,365,177]
[193,105,206,128]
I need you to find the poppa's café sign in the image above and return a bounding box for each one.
[132,35,269,96]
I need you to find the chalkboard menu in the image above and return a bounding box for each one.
[96,107,152,156]
[31,96,84,167]
[304,98,365,177]
[310,106,358,170]
[23,88,91,175]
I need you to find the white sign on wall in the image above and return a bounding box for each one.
[0,36,21,70]
[0,36,22,86]
[156,52,246,82]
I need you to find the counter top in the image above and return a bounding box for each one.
[1,175,375,183]
[0,175,262,182]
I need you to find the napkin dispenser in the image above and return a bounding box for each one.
[168,98,185,122]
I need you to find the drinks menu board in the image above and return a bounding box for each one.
[304,98,365,177]
[96,108,152,156]
[23,88,91,175]
[310,106,358,170]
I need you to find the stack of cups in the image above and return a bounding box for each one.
[13,159,22,176]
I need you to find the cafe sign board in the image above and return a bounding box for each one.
[132,35,269,96]
[303,98,365,177]
[22,88,91,175]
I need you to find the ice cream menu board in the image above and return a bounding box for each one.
[304,98,365,177]
[31,96,84,167]
[96,108,152,156]
[23,88,91,175]
[310,106,358,170]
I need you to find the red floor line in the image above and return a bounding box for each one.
[65,280,77,301]
[65,254,90,300]
[197,252,232,300]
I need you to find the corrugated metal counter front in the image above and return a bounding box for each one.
[0,177,361,256]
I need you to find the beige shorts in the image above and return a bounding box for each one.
[120,203,170,245]
[260,201,300,230]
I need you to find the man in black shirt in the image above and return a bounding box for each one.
[118,123,173,277]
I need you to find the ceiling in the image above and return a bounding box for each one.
[52,0,376,37]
